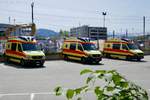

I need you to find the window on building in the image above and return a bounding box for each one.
[11,43,17,51]
[113,44,120,50]
[70,43,76,50]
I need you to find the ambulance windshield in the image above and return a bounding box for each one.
[127,43,138,50]
[82,43,97,51]
[22,43,38,51]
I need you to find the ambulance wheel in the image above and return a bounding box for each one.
[4,54,9,63]
[39,62,44,67]
[95,61,99,64]
[106,53,110,58]
[64,55,68,60]
[20,59,25,66]
[126,56,131,61]
[137,58,141,61]
[81,57,86,64]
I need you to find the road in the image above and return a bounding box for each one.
[0,56,150,100]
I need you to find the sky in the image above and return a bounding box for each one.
[0,0,150,35]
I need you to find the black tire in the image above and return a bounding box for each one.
[39,63,44,67]
[106,53,110,58]
[64,55,68,60]
[137,58,141,61]
[126,56,131,61]
[81,57,86,64]
[20,59,25,66]
[95,61,99,64]
[4,54,9,63]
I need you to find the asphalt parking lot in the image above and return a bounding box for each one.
[0,56,150,100]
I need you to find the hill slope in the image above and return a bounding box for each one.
[36,29,59,37]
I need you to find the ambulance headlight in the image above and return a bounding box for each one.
[42,56,46,59]
[26,55,32,59]
[87,54,92,57]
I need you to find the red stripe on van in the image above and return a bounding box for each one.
[5,50,26,57]
[104,48,134,55]
[8,40,36,44]
[63,49,86,55]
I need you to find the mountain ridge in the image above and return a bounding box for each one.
[36,28,59,37]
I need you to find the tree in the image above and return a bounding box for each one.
[59,29,69,37]
[54,69,148,100]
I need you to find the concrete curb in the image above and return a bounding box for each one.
[144,50,150,55]
[45,53,62,60]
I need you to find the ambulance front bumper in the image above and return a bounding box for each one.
[132,54,144,59]
[24,59,45,65]
[86,56,102,62]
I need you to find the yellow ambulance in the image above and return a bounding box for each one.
[103,38,144,61]
[4,36,45,66]
[62,37,102,64]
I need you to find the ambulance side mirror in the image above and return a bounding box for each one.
[79,48,83,51]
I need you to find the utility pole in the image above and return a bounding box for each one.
[113,30,115,38]
[13,19,16,24]
[97,28,99,50]
[8,16,11,24]
[143,16,145,46]
[102,12,107,27]
[31,2,34,24]
[126,29,128,38]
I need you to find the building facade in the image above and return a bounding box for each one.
[70,25,107,40]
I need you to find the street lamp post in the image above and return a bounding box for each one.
[102,12,107,27]
[143,16,145,49]
[31,2,34,24]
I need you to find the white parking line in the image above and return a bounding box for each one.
[30,93,35,100]
[0,92,55,99]
[0,64,8,69]
[1,65,8,69]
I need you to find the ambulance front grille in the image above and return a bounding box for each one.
[137,53,143,56]
[32,56,43,59]
[92,54,101,58]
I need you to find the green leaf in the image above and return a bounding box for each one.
[86,76,94,84]
[75,86,89,94]
[108,70,116,74]
[80,69,93,75]
[95,70,106,74]
[120,82,129,88]
[98,74,104,79]
[95,86,103,96]
[75,88,82,95]
[54,86,62,96]
[112,75,122,85]
[66,89,74,100]
[107,86,115,91]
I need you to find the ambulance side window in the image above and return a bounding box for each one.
[113,44,120,50]
[122,44,128,50]
[11,43,17,51]
[70,43,76,50]
[65,43,69,49]
[18,44,22,52]
[78,44,83,51]
[7,43,11,49]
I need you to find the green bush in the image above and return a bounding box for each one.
[54,69,148,100]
